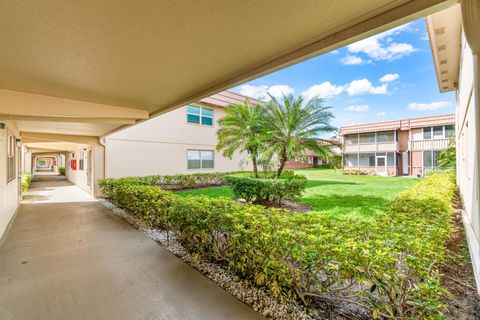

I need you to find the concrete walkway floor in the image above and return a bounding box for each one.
[0,177,264,320]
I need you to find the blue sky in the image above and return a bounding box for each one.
[231,18,456,132]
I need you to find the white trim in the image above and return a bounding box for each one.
[461,210,480,294]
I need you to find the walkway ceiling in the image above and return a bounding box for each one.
[0,0,456,138]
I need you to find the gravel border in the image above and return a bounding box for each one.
[98,198,324,320]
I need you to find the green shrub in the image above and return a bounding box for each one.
[21,172,32,194]
[59,167,66,175]
[98,171,251,193]
[223,173,307,204]
[100,172,456,319]
[343,168,372,175]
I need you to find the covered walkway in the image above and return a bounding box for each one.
[0,176,263,320]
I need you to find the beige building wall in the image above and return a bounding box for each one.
[65,146,93,194]
[0,121,21,240]
[455,31,480,291]
[106,104,249,178]
[411,128,423,141]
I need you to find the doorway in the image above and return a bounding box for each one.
[376,156,387,176]
[402,151,409,175]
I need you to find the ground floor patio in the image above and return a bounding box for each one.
[0,175,263,319]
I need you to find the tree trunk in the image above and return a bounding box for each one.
[276,151,287,178]
[263,154,272,174]
[251,152,259,178]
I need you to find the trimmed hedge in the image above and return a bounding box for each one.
[99,173,456,319]
[99,171,249,194]
[223,172,307,204]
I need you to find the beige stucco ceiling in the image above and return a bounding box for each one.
[0,0,456,138]
[25,142,90,153]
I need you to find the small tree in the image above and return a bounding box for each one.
[266,94,337,178]
[216,99,269,178]
[437,138,456,171]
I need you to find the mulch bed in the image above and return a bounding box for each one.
[442,195,480,320]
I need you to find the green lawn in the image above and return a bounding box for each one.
[176,169,418,217]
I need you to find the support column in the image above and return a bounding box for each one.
[92,143,105,198]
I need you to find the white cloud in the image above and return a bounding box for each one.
[379,73,399,83]
[238,84,294,100]
[238,84,268,99]
[347,23,416,61]
[346,105,369,112]
[346,79,388,96]
[267,85,294,99]
[377,111,387,116]
[330,49,339,54]
[301,81,344,100]
[408,101,452,111]
[340,55,364,65]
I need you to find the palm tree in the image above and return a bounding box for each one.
[216,99,269,178]
[437,138,456,170]
[266,94,337,178]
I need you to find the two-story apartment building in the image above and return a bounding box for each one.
[340,114,455,177]
[285,138,342,169]
[105,91,254,178]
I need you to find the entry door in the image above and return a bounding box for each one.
[376,156,387,175]
[402,151,409,175]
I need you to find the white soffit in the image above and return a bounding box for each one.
[426,4,462,92]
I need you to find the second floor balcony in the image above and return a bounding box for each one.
[409,138,451,151]
[344,141,398,153]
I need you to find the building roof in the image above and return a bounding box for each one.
[0,1,457,138]
[339,114,455,135]
[199,91,259,108]
[426,4,462,92]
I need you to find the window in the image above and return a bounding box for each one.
[376,131,394,142]
[387,152,395,167]
[7,133,15,182]
[422,125,455,140]
[369,155,375,167]
[433,126,443,139]
[445,125,454,138]
[423,150,439,171]
[307,157,313,164]
[344,154,358,167]
[187,150,214,169]
[79,149,85,170]
[423,127,432,139]
[359,133,375,143]
[187,105,213,126]
[344,135,358,145]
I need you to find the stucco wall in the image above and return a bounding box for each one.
[411,128,423,141]
[65,147,92,194]
[0,121,20,240]
[455,31,480,291]
[398,130,409,150]
[105,104,250,177]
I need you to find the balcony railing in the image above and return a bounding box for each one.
[409,138,450,151]
[343,141,398,153]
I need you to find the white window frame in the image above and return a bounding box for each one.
[79,149,85,171]
[187,149,214,170]
[186,105,214,127]
[422,150,439,174]
[7,132,16,182]
[422,125,455,140]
